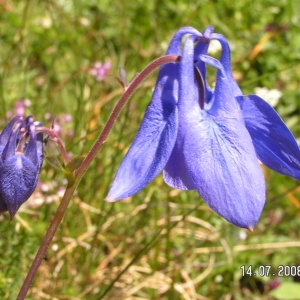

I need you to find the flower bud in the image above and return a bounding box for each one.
[0,116,44,218]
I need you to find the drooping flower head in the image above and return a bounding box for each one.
[105,26,300,229]
[0,116,44,218]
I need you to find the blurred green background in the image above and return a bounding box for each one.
[0,0,300,299]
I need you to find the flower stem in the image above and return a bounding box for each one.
[17,54,179,299]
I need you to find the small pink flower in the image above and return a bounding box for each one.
[14,99,31,117]
[53,123,61,135]
[15,101,25,117]
[63,114,72,122]
[44,113,51,120]
[24,99,32,107]
[90,61,111,81]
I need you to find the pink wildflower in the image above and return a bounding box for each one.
[90,62,111,81]
[15,99,31,117]
[15,101,25,117]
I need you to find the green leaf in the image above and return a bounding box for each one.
[45,155,65,171]
[65,156,85,172]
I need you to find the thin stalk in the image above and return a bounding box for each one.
[17,54,179,299]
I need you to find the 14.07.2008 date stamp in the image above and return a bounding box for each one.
[240,265,300,277]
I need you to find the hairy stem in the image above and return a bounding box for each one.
[17,54,179,299]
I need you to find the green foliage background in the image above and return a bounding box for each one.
[0,0,300,299]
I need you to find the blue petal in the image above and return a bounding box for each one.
[164,36,198,190]
[24,118,39,166]
[182,112,266,228]
[167,38,265,228]
[164,41,239,190]
[163,142,196,190]
[0,116,22,158]
[0,117,22,214]
[194,31,214,105]
[0,155,39,218]
[238,94,300,179]
[106,29,203,201]
[211,33,242,97]
[106,68,179,201]
[199,54,242,117]
[210,34,300,179]
[164,29,216,189]
[167,27,202,54]
[1,120,23,161]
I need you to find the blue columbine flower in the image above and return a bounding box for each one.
[0,116,44,218]
[105,27,300,229]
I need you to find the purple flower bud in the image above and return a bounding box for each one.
[0,116,44,218]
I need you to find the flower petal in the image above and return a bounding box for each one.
[164,36,199,190]
[167,38,266,228]
[211,33,242,96]
[238,94,300,179]
[0,116,22,156]
[1,120,23,160]
[163,138,196,190]
[106,28,203,201]
[24,117,38,165]
[199,54,241,117]
[167,26,202,54]
[211,34,300,179]
[105,69,179,201]
[183,113,266,228]
[194,26,215,104]
[0,154,39,218]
